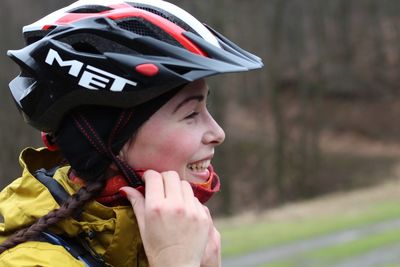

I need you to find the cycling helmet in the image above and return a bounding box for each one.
[8,0,263,133]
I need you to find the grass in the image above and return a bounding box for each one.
[254,228,400,267]
[256,261,293,267]
[307,227,400,263]
[218,182,400,258]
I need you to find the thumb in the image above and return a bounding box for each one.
[120,186,145,231]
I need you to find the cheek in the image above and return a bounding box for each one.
[128,125,198,172]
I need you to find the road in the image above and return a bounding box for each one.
[222,218,400,267]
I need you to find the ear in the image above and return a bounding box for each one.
[118,143,128,161]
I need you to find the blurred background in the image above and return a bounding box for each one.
[2,1,400,265]
[2,0,400,213]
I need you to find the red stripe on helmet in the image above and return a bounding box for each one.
[41,5,207,57]
[108,8,207,56]
[43,25,57,30]
[44,13,99,27]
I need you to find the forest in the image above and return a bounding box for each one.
[1,0,400,216]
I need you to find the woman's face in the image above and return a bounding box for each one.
[120,79,225,184]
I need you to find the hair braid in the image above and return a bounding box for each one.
[0,178,106,254]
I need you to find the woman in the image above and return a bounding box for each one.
[0,0,263,266]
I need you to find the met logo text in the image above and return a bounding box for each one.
[45,48,137,91]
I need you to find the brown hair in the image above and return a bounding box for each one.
[0,178,106,254]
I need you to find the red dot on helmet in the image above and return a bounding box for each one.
[135,64,159,77]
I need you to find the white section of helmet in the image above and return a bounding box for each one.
[23,0,221,48]
[128,0,221,48]
[22,0,123,32]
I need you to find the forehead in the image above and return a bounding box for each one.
[169,79,208,103]
[143,79,208,124]
[180,79,208,96]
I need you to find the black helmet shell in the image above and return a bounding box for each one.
[8,0,263,132]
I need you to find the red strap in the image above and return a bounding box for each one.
[70,166,220,206]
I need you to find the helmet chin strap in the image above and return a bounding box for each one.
[72,111,144,188]
[70,108,221,204]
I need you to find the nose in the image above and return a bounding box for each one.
[202,111,225,146]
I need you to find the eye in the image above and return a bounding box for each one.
[185,111,200,119]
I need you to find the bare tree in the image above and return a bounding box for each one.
[266,0,289,201]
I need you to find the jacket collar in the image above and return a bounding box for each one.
[0,147,148,267]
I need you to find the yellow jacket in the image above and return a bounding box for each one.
[0,147,149,267]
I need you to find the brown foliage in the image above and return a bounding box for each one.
[1,0,400,215]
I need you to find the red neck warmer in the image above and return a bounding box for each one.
[70,165,220,206]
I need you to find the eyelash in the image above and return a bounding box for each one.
[185,111,200,119]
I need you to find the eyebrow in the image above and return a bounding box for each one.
[173,95,204,114]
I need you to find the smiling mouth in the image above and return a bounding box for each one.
[187,159,211,172]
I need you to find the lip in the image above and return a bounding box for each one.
[186,154,214,183]
[188,154,214,165]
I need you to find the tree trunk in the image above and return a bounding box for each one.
[267,0,289,201]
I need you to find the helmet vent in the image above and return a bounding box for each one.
[164,65,191,75]
[116,18,183,48]
[68,5,113,13]
[24,28,54,45]
[127,3,199,36]
[71,42,101,55]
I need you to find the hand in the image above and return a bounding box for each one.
[201,218,221,267]
[121,170,211,267]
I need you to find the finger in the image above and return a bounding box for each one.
[120,186,145,232]
[203,205,213,230]
[143,170,165,202]
[162,171,183,201]
[203,205,212,221]
[181,180,196,206]
[210,227,221,245]
[211,228,222,266]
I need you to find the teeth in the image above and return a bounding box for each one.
[187,160,210,172]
